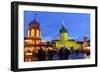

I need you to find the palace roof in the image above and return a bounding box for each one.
[60,24,67,33]
[29,19,40,27]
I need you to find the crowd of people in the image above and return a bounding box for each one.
[32,46,89,61]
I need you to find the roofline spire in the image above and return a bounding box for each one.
[34,13,38,20]
[59,21,67,33]
[61,20,65,28]
[62,21,64,25]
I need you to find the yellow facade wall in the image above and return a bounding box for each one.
[54,40,81,50]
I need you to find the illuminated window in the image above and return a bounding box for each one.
[31,29,35,37]
[36,30,40,37]
[36,40,39,44]
[32,41,35,45]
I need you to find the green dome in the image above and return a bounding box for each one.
[60,25,67,33]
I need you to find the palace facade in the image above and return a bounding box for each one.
[51,23,82,50]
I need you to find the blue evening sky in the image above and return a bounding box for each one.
[24,11,90,41]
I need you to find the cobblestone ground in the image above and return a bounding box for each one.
[25,53,90,62]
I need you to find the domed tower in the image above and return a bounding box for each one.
[82,37,88,49]
[27,18,41,45]
[59,21,68,41]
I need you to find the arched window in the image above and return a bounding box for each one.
[61,34,64,39]
[31,29,35,37]
[62,35,64,39]
[36,30,40,37]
